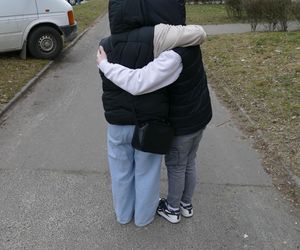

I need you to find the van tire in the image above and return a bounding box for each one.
[28,26,63,59]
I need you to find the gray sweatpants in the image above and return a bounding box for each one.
[165,129,204,208]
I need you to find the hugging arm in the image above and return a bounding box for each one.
[97,24,207,95]
[153,24,207,57]
[97,47,182,96]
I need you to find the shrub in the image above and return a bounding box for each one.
[276,0,291,31]
[243,0,262,31]
[242,0,292,31]
[225,0,244,18]
[261,0,280,31]
[261,0,291,31]
[291,1,300,23]
[186,0,224,3]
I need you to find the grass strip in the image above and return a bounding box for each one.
[202,32,300,183]
[186,4,242,24]
[73,0,108,33]
[0,0,107,107]
[0,58,48,105]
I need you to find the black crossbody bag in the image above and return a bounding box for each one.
[131,119,175,155]
[131,117,175,154]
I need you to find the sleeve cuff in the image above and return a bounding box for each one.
[98,59,108,71]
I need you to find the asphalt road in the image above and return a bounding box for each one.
[0,15,299,250]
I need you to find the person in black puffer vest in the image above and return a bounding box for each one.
[98,0,212,226]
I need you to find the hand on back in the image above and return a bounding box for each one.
[97,46,107,65]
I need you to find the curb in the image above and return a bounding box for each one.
[0,15,101,120]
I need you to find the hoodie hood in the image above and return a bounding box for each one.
[109,0,186,34]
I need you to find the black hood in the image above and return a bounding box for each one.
[109,0,186,34]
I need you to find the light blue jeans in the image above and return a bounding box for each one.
[107,124,162,226]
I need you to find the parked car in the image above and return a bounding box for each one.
[0,0,78,59]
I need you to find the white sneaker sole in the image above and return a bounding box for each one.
[180,207,193,218]
[157,210,181,224]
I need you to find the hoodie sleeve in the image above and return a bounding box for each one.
[98,50,182,96]
[153,24,207,58]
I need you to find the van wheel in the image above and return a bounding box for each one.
[28,26,63,59]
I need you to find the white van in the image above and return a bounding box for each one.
[0,0,77,59]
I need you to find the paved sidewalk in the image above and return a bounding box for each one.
[0,15,299,249]
[203,21,299,35]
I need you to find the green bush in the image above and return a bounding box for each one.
[261,0,291,31]
[186,0,224,3]
[225,0,244,18]
[242,0,292,31]
[243,0,262,31]
[260,0,279,30]
[276,0,291,31]
[291,1,300,23]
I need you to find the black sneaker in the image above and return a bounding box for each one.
[156,198,181,223]
[180,202,193,218]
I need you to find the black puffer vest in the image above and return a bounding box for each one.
[100,27,169,125]
[99,0,184,125]
[170,47,212,136]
